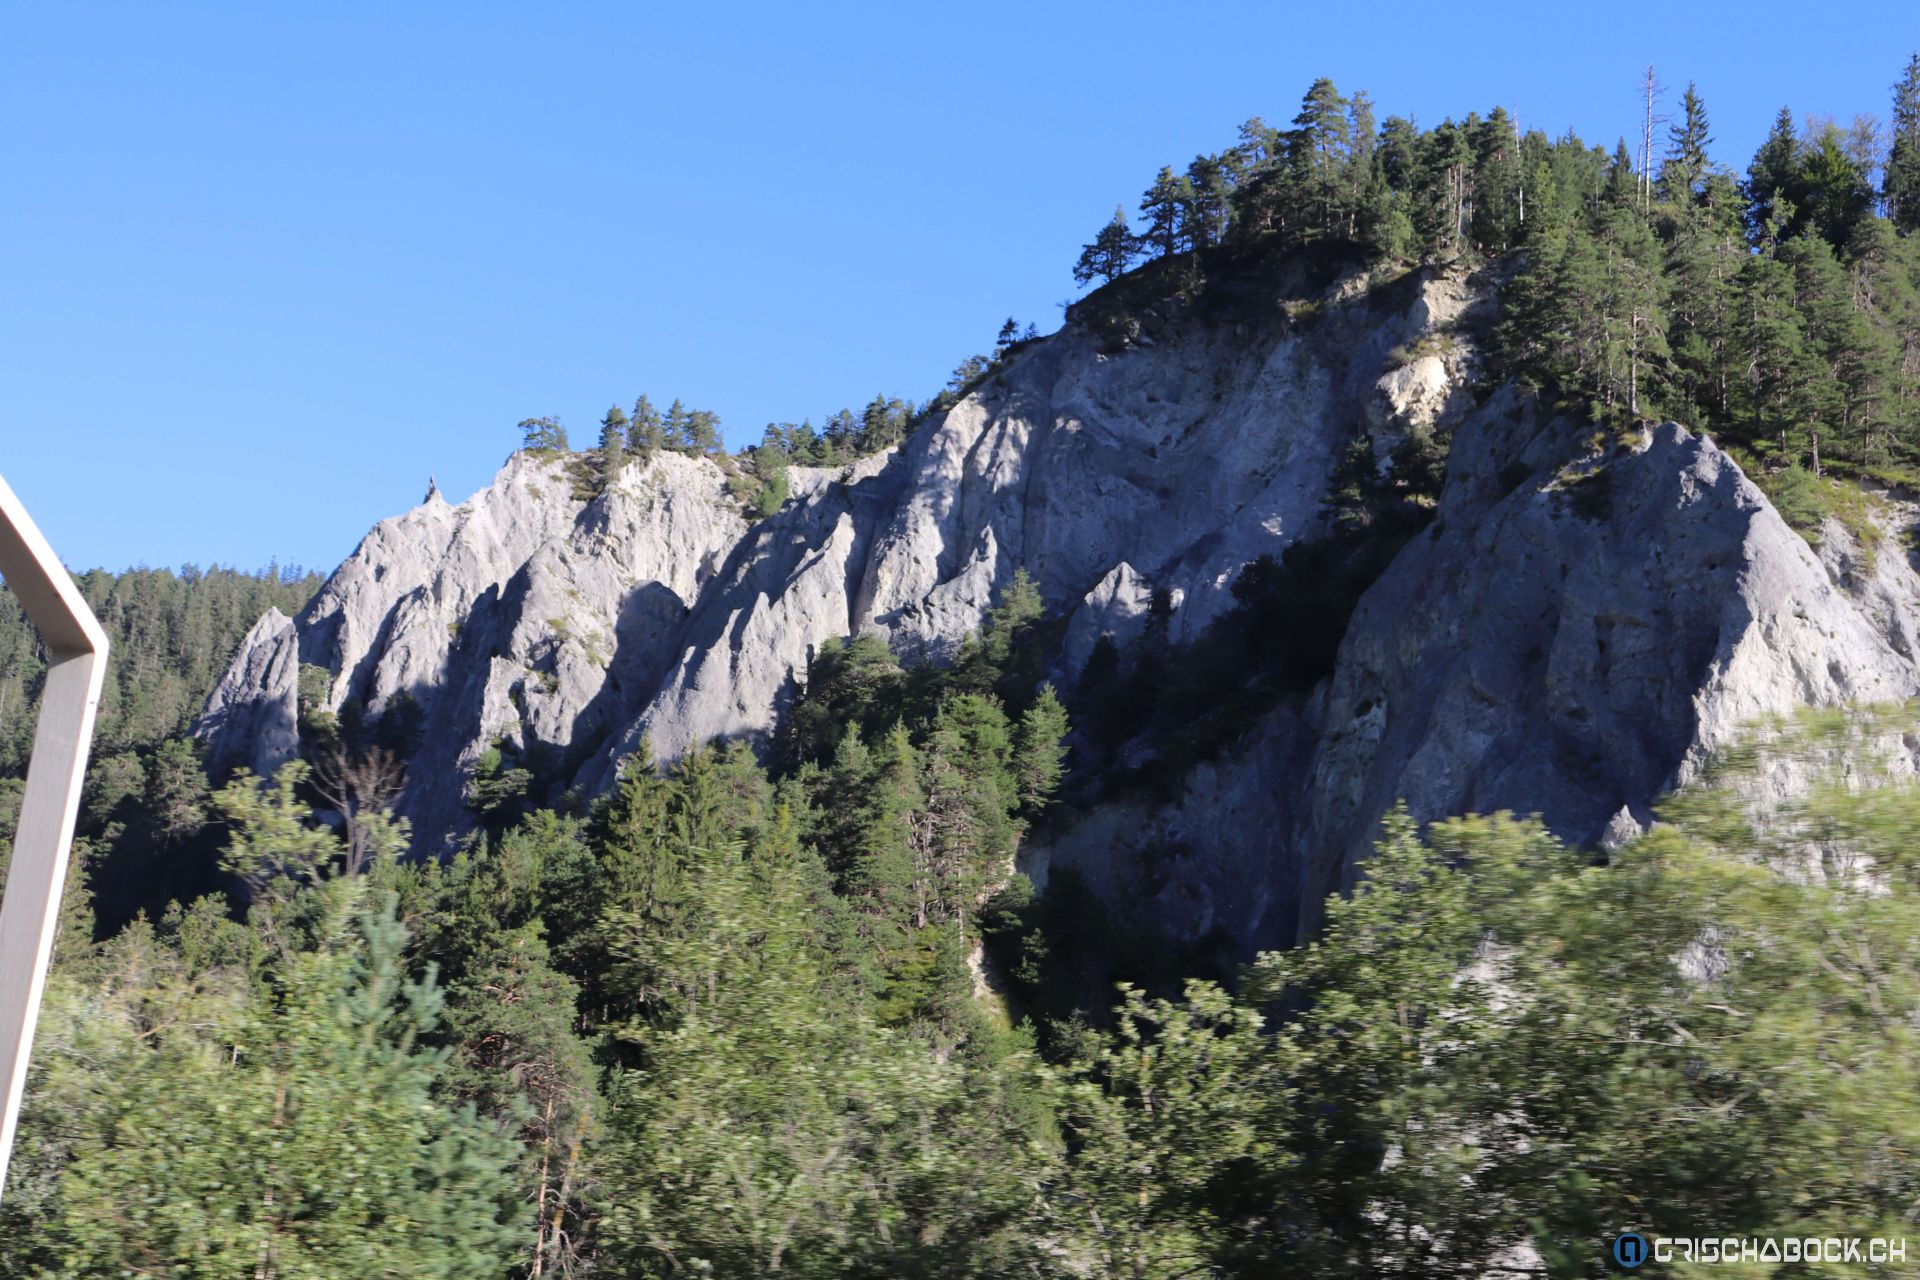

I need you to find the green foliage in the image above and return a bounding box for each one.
[758,393,920,469]
[0,567,312,902]
[1055,982,1269,1278]
[1077,67,1920,480]
[144,735,209,848]
[438,926,598,1276]
[596,818,1054,1277]
[1061,708,1920,1274]
[1889,54,1920,234]
[0,562,321,780]
[1074,205,1139,285]
[465,743,534,826]
[519,415,569,452]
[1752,461,1887,569]
[728,442,789,518]
[22,541,1920,1280]
[35,891,525,1278]
[597,404,629,489]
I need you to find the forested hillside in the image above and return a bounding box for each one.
[1066,60,1920,509]
[8,602,1920,1277]
[0,563,321,777]
[0,565,322,929]
[9,56,1920,1277]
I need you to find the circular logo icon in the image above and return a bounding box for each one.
[1613,1233,1648,1268]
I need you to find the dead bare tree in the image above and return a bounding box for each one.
[1640,65,1668,212]
[311,742,406,875]
[1514,105,1526,228]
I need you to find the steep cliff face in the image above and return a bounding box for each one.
[198,258,1920,951]
[1025,404,1920,952]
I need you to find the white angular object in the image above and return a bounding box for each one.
[0,472,107,1203]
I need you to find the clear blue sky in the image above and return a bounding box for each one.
[4,1,1915,574]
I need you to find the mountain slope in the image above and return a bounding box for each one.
[197,257,1920,951]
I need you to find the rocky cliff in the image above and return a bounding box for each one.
[197,258,1920,953]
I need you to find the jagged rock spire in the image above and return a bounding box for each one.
[424,474,441,504]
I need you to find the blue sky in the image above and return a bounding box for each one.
[3,2,1915,573]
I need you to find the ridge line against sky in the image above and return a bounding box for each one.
[4,0,1915,573]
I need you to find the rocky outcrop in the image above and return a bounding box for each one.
[1028,407,1920,951]
[198,257,1920,956]
[204,260,1477,855]
[211,451,750,848]
[199,608,300,779]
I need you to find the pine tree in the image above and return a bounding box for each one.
[1416,121,1473,255]
[686,408,723,456]
[663,398,692,452]
[1013,684,1069,818]
[627,394,665,455]
[850,725,922,933]
[1139,166,1184,258]
[994,316,1020,358]
[857,393,913,452]
[519,415,569,452]
[1073,207,1139,286]
[439,925,598,1279]
[1346,90,1378,240]
[1060,982,1268,1280]
[1887,54,1920,233]
[598,404,628,488]
[1288,77,1351,238]
[144,736,207,848]
[1228,117,1284,237]
[1184,154,1232,249]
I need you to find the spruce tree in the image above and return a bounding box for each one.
[1796,121,1875,249]
[627,393,665,455]
[1138,166,1184,258]
[663,398,692,452]
[1664,177,1746,424]
[1746,107,1801,246]
[1661,82,1714,204]
[1013,683,1069,818]
[1887,54,1920,233]
[1733,251,1818,462]
[1469,107,1522,249]
[598,404,628,488]
[850,725,923,933]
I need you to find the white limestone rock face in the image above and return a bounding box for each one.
[200,257,1920,955]
[1036,411,1920,952]
[1367,354,1449,435]
[1061,562,1153,672]
[203,451,749,851]
[199,607,301,779]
